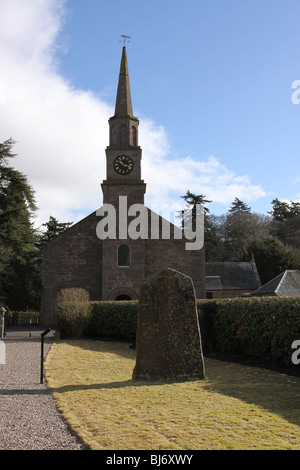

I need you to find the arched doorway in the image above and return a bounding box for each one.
[107,287,138,301]
[115,294,132,301]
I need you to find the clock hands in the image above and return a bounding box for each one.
[117,159,132,169]
[121,162,132,169]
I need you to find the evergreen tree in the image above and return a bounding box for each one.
[0,139,37,251]
[181,190,212,215]
[39,215,72,243]
[228,197,251,213]
[0,138,40,309]
[269,198,299,221]
[204,214,228,261]
[220,198,269,261]
[269,198,300,256]
[180,190,211,233]
[204,198,270,262]
[248,237,300,285]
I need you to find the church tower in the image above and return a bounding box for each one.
[101,46,146,207]
[101,46,146,301]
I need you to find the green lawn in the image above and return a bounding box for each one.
[45,340,300,450]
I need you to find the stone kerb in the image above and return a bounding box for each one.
[132,268,205,381]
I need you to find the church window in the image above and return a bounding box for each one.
[131,126,137,146]
[118,244,131,267]
[120,124,128,145]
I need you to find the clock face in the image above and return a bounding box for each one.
[113,155,134,175]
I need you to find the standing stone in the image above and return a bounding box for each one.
[132,268,205,381]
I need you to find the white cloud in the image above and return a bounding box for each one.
[143,150,266,211]
[0,0,111,227]
[0,0,266,230]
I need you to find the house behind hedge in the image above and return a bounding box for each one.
[251,270,300,297]
[205,262,261,299]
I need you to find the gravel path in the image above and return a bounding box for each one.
[0,330,86,450]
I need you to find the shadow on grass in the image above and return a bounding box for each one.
[202,359,300,429]
[49,341,300,430]
[48,377,192,394]
[49,359,300,430]
[62,338,136,360]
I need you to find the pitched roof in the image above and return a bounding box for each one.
[251,270,300,296]
[205,262,261,290]
[206,276,222,290]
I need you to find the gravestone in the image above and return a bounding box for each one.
[132,268,205,381]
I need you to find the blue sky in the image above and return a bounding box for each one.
[0,0,300,227]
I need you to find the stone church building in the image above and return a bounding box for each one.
[40,47,206,327]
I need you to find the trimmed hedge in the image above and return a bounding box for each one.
[86,300,215,344]
[203,297,300,366]
[86,300,214,344]
[197,300,218,352]
[86,297,300,368]
[5,296,300,367]
[86,301,138,341]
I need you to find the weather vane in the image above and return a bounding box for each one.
[120,35,131,46]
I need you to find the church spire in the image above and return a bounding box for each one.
[114,46,134,117]
[108,46,139,147]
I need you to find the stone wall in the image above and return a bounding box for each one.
[101,238,145,300]
[40,211,103,327]
[40,207,206,326]
[145,211,206,299]
[207,289,255,299]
